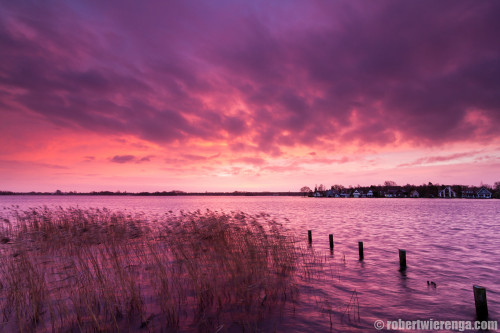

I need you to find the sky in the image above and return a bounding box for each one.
[0,0,499,192]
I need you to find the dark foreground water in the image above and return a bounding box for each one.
[1,195,499,332]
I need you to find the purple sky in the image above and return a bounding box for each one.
[1,1,499,191]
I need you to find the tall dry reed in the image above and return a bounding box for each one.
[0,207,310,332]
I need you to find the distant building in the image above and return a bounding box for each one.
[476,187,492,199]
[438,186,456,198]
[395,189,407,198]
[366,190,374,198]
[326,189,339,197]
[385,189,398,198]
[340,191,350,198]
[410,190,419,198]
[352,189,361,198]
[461,187,492,199]
[462,188,476,198]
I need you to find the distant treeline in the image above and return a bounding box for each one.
[0,190,304,197]
[303,181,500,199]
[1,181,500,198]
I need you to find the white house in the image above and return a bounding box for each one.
[352,190,361,198]
[366,190,374,197]
[438,186,456,198]
[476,187,492,199]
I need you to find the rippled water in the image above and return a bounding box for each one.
[1,195,499,331]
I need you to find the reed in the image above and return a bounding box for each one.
[0,207,318,332]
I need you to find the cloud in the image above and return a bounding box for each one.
[110,155,136,164]
[0,159,68,170]
[180,153,220,161]
[231,157,266,166]
[138,155,154,162]
[1,0,499,158]
[398,151,481,167]
[109,155,154,164]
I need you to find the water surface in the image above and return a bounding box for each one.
[1,196,498,331]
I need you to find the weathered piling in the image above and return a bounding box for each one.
[308,230,312,244]
[358,241,364,260]
[399,249,407,269]
[473,285,488,320]
[329,234,334,250]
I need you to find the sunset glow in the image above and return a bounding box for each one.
[1,1,499,192]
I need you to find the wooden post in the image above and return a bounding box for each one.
[358,241,364,260]
[473,285,488,320]
[308,230,312,244]
[329,234,334,250]
[399,249,406,269]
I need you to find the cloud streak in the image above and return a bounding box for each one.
[398,151,481,167]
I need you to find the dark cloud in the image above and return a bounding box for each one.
[1,0,499,154]
[138,155,155,162]
[110,155,136,164]
[109,155,153,164]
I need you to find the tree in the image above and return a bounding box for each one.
[300,186,312,193]
[332,184,344,191]
[317,184,326,192]
[494,181,500,191]
[384,180,397,187]
[493,182,500,199]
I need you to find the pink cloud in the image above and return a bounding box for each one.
[231,157,267,166]
[398,151,481,167]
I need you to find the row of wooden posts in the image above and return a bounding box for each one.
[307,230,489,320]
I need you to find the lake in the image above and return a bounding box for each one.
[1,195,499,331]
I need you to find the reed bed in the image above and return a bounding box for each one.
[0,207,323,332]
